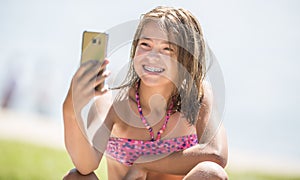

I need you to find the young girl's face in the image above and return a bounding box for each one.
[133,21,179,87]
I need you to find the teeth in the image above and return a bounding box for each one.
[143,65,164,73]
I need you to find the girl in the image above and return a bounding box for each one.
[63,6,228,180]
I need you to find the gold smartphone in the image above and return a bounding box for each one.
[80,31,108,91]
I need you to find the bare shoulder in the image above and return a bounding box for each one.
[201,81,213,110]
[110,87,137,124]
[94,91,113,111]
[195,81,214,140]
[197,81,227,145]
[197,81,213,122]
[87,91,114,126]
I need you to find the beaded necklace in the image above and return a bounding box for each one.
[135,81,174,141]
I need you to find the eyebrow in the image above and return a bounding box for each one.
[139,36,171,45]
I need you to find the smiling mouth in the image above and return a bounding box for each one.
[143,65,165,73]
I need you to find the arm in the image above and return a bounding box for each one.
[63,60,113,175]
[135,83,228,175]
[135,126,227,175]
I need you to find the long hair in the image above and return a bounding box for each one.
[114,6,206,125]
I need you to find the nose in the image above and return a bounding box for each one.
[147,50,160,63]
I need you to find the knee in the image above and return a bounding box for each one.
[184,161,228,180]
[63,168,98,180]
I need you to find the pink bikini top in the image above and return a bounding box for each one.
[105,81,198,166]
[106,134,198,166]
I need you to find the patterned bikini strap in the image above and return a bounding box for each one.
[135,81,174,141]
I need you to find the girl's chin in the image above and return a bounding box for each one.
[139,75,175,87]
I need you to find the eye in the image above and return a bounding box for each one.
[162,45,175,55]
[163,47,174,52]
[138,41,151,50]
[141,42,150,47]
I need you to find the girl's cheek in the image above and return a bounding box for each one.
[135,48,145,57]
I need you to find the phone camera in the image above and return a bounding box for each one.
[92,38,97,44]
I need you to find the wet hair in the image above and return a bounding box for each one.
[115,6,206,125]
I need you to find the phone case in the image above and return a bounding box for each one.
[80,31,108,64]
[80,31,108,91]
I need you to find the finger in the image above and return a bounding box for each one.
[81,60,109,83]
[82,69,110,93]
[103,59,110,65]
[93,70,111,87]
[82,63,103,83]
[76,60,100,78]
[96,59,110,76]
[94,85,109,96]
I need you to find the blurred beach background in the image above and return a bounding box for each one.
[0,0,300,179]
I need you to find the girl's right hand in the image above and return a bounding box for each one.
[65,59,110,114]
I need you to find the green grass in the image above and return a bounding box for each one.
[0,139,107,180]
[227,171,300,180]
[0,139,299,180]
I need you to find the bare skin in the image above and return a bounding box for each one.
[63,79,228,179]
[63,21,228,179]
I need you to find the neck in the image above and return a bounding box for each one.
[138,81,175,112]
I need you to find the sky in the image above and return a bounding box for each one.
[1,0,300,166]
